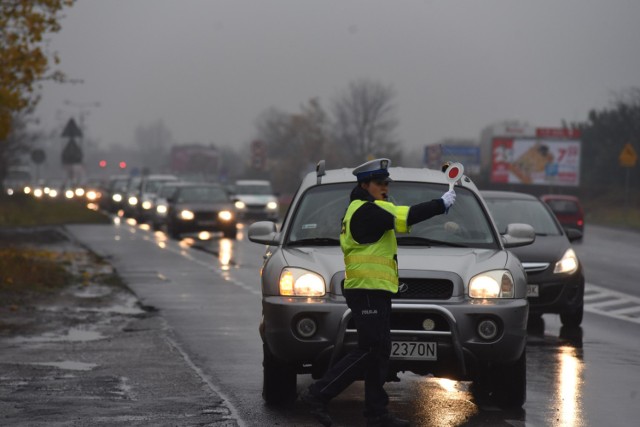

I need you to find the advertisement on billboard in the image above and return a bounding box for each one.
[424,144,481,175]
[491,138,581,186]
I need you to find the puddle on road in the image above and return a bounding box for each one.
[72,284,113,298]
[6,327,104,344]
[31,361,98,371]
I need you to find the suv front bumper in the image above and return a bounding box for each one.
[261,295,528,380]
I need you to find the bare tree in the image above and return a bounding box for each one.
[253,99,345,193]
[331,78,401,164]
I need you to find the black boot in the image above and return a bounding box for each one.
[300,388,332,427]
[366,412,410,427]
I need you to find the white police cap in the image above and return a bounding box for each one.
[352,158,392,182]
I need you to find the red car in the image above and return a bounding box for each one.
[540,194,584,234]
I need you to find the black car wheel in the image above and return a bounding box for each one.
[560,304,584,327]
[262,343,297,405]
[223,225,237,239]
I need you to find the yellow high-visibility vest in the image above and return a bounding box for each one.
[340,199,410,293]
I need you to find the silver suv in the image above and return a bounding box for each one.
[248,161,535,408]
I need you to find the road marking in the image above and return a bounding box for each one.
[584,283,640,324]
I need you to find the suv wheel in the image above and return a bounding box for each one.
[560,305,584,327]
[262,344,297,405]
[472,349,526,408]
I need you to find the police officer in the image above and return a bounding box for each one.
[301,158,456,427]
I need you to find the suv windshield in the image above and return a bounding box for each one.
[287,182,497,248]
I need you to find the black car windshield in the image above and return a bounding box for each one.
[287,182,497,248]
[485,198,562,235]
[176,186,228,203]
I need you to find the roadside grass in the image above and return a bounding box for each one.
[582,192,640,232]
[0,193,112,307]
[0,193,110,227]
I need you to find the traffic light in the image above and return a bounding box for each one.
[99,160,107,168]
[119,161,127,169]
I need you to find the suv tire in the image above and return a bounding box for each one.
[472,349,526,408]
[262,344,297,405]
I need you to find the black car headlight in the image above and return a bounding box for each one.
[180,210,195,220]
[554,248,579,274]
[218,210,233,221]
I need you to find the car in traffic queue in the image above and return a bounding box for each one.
[149,181,186,231]
[100,174,130,214]
[482,191,585,327]
[131,174,179,223]
[165,182,238,239]
[540,194,585,235]
[248,161,536,408]
[230,179,279,221]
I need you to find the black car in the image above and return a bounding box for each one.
[165,183,237,239]
[482,191,585,327]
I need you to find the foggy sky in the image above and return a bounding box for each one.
[35,0,640,153]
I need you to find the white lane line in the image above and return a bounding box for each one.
[584,283,640,324]
[138,227,262,297]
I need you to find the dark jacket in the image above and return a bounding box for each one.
[349,185,445,244]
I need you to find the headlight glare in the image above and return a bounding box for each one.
[180,210,195,220]
[279,268,325,296]
[469,270,514,298]
[235,200,246,209]
[267,201,278,210]
[554,248,579,274]
[218,210,233,221]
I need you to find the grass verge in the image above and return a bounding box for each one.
[0,193,112,305]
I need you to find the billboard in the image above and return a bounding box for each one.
[491,138,580,186]
[424,144,481,175]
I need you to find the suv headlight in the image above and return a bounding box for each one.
[267,201,278,210]
[279,268,325,296]
[554,248,579,274]
[469,270,515,298]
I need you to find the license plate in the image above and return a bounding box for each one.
[527,284,539,297]
[197,220,216,226]
[391,341,437,360]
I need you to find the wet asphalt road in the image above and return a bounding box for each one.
[2,221,639,426]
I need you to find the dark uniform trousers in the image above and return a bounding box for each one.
[309,288,392,418]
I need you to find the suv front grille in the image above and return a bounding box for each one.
[340,278,454,300]
[394,278,453,300]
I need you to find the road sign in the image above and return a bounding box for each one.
[31,149,46,164]
[619,143,638,167]
[62,118,83,139]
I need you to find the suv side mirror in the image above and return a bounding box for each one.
[248,221,279,245]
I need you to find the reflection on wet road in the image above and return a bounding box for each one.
[114,219,638,427]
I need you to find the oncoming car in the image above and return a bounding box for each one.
[165,183,237,239]
[248,161,535,408]
[482,191,585,327]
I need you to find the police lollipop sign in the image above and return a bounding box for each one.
[444,162,464,191]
